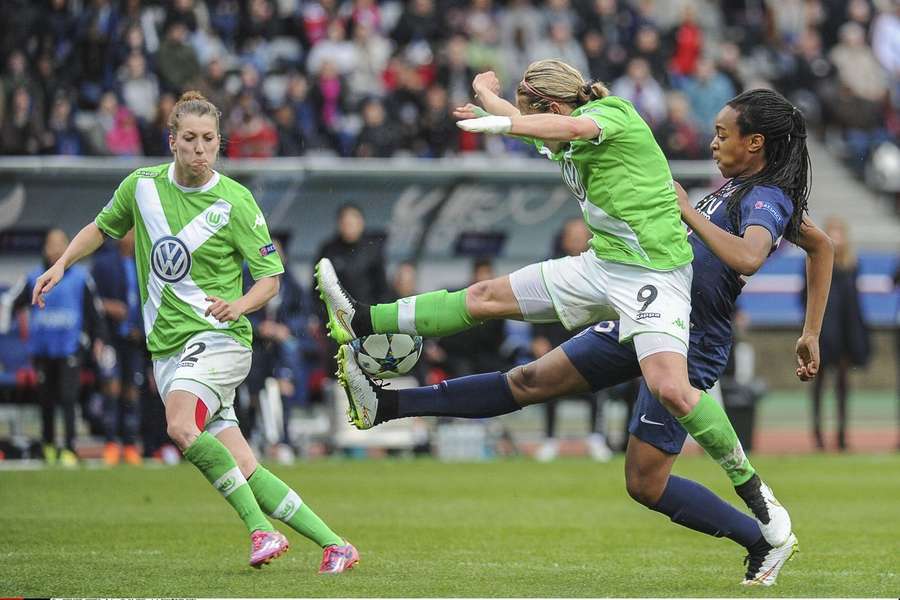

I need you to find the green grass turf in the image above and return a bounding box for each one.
[1,454,898,597]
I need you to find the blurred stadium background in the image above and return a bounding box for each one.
[0,0,898,464]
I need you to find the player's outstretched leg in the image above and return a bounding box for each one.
[336,345,522,429]
[180,429,290,567]
[626,437,797,586]
[640,352,792,547]
[315,258,495,344]
[248,465,358,574]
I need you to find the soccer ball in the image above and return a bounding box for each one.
[350,333,423,379]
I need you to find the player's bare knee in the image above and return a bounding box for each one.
[506,364,540,405]
[236,455,258,479]
[466,281,494,316]
[653,381,693,417]
[625,469,665,507]
[166,422,200,450]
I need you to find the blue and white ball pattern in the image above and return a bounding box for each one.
[350,333,423,379]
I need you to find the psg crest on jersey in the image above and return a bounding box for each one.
[151,236,191,283]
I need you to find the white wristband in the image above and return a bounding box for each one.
[456,116,512,135]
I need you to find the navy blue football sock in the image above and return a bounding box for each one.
[375,372,521,424]
[651,475,763,549]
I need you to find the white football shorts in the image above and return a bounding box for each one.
[152,331,252,434]
[509,250,692,355]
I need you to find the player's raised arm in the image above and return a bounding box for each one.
[453,71,521,119]
[794,215,834,381]
[456,62,610,142]
[31,222,105,308]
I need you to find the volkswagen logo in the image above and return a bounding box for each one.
[562,157,586,201]
[151,236,191,283]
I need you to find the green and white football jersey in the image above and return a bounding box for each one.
[95,163,284,359]
[530,96,693,272]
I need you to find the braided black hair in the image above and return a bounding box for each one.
[724,89,810,242]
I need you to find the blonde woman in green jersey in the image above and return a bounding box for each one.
[317,61,789,547]
[31,91,359,574]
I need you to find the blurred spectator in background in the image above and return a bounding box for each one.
[315,203,389,306]
[273,103,305,156]
[437,35,477,104]
[0,86,45,155]
[391,260,419,299]
[45,95,83,155]
[96,90,142,156]
[311,60,349,154]
[386,59,426,153]
[582,29,617,84]
[2,229,108,466]
[418,84,458,157]
[534,20,589,79]
[632,25,667,85]
[156,22,200,93]
[612,57,667,127]
[226,94,278,158]
[828,21,890,173]
[92,230,144,466]
[117,52,159,124]
[391,0,443,50]
[141,93,175,156]
[668,4,703,83]
[780,28,834,129]
[307,20,356,77]
[74,0,117,107]
[195,58,231,118]
[354,96,400,158]
[532,218,612,463]
[654,90,703,160]
[436,258,511,377]
[807,217,871,451]
[243,234,319,460]
[681,57,735,137]
[284,73,321,150]
[347,21,393,104]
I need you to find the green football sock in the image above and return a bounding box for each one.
[248,465,344,548]
[370,289,479,337]
[676,391,756,486]
[183,431,274,534]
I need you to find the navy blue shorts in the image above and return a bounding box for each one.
[561,322,730,455]
[102,338,147,389]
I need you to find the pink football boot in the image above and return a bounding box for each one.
[249,530,289,568]
[317,542,359,574]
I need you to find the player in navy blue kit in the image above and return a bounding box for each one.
[338,89,834,585]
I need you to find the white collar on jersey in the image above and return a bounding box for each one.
[167,162,221,193]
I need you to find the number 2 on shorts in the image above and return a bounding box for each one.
[182,342,206,364]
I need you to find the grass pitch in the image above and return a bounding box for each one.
[1,454,898,597]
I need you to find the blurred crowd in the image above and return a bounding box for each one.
[0,0,898,188]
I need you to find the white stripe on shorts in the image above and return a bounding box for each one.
[212,466,246,498]
[271,489,304,521]
[397,296,417,335]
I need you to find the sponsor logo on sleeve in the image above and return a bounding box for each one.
[254,213,266,229]
[259,243,277,257]
[753,201,784,224]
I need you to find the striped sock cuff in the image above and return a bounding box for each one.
[397,297,417,335]
[212,466,247,498]
[271,489,304,521]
